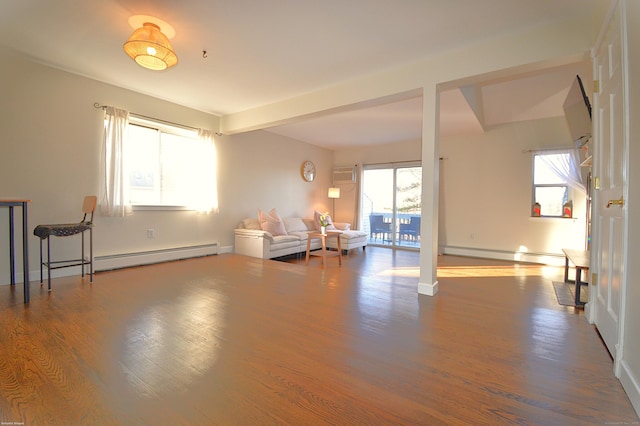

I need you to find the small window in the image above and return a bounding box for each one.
[127,117,215,209]
[532,153,570,217]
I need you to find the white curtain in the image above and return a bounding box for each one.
[537,148,586,193]
[354,163,362,229]
[191,129,219,213]
[100,106,133,217]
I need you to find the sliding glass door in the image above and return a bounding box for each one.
[361,163,422,249]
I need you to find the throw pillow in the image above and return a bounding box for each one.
[242,218,261,230]
[270,209,289,235]
[258,208,288,236]
[314,210,337,231]
[283,217,308,232]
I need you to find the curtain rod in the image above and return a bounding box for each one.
[94,102,223,136]
[522,146,583,154]
[363,159,428,168]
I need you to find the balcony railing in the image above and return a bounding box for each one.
[365,212,421,248]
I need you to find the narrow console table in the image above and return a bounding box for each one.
[305,231,342,268]
[1,199,30,303]
[562,248,589,307]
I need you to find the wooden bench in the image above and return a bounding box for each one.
[562,248,590,307]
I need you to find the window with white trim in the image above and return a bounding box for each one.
[532,152,571,217]
[127,116,217,210]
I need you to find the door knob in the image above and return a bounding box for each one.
[606,197,624,208]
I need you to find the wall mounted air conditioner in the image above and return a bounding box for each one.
[333,166,356,184]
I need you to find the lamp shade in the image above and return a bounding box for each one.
[123,22,178,70]
[328,187,341,199]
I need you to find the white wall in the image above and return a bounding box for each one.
[336,139,422,166]
[333,117,588,264]
[218,130,334,222]
[0,48,333,284]
[332,139,421,226]
[439,117,587,263]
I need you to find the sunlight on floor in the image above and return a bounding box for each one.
[437,264,563,278]
[373,262,562,279]
[377,263,563,279]
[377,267,420,278]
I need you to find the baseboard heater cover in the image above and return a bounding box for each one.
[95,243,219,271]
[0,243,220,285]
[441,245,565,266]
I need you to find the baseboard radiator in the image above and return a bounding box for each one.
[95,243,219,272]
[441,245,565,266]
[0,243,220,285]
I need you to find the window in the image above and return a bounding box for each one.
[127,116,217,210]
[532,152,571,217]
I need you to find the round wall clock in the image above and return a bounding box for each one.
[301,161,316,182]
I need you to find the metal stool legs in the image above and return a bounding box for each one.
[38,228,93,291]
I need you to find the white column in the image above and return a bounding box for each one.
[418,85,440,296]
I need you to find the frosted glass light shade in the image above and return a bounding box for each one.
[328,187,341,199]
[123,22,178,70]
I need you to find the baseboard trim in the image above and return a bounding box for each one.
[441,245,566,266]
[0,243,220,285]
[619,359,640,418]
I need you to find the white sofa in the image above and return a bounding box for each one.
[234,216,367,260]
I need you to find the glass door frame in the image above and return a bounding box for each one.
[361,161,422,250]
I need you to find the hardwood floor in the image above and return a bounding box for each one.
[0,247,637,425]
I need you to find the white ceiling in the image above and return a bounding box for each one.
[0,0,595,149]
[268,60,591,148]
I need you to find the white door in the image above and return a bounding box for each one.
[592,0,628,375]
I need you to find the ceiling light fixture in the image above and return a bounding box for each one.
[123,22,178,70]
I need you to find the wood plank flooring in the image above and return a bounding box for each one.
[0,247,637,425]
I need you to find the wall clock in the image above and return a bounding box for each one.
[301,161,316,182]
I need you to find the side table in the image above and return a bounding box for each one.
[305,231,342,268]
[1,199,31,303]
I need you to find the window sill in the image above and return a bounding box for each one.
[529,216,579,222]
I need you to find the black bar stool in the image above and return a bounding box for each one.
[33,196,97,290]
